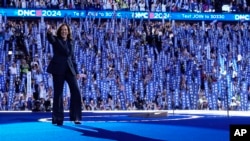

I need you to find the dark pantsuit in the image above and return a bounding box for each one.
[47,25,82,124]
[52,66,82,121]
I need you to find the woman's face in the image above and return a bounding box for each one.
[60,25,69,40]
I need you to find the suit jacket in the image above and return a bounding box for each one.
[46,33,78,75]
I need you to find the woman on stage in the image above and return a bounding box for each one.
[47,23,82,125]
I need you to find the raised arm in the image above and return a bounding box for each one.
[47,27,56,44]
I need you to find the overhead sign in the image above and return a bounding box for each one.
[0,8,249,21]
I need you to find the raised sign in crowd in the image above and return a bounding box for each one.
[0,0,250,112]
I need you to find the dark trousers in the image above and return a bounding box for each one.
[52,67,82,121]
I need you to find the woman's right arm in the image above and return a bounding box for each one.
[47,28,56,44]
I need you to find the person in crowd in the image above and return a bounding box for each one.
[51,0,59,9]
[20,59,30,79]
[230,95,241,110]
[9,62,18,75]
[46,23,82,125]
[31,78,39,101]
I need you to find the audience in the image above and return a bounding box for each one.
[0,2,250,112]
[2,0,250,13]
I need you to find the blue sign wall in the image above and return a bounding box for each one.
[0,8,249,21]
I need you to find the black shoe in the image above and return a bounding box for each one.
[74,121,81,124]
[52,117,63,125]
[52,119,56,124]
[57,121,63,126]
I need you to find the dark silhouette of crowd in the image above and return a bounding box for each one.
[1,0,250,13]
[0,1,250,112]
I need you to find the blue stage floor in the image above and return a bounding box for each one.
[0,110,249,141]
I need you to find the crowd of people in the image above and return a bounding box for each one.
[2,0,249,13]
[0,12,250,112]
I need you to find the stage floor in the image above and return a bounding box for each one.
[0,110,249,141]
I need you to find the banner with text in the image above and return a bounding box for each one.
[0,8,249,21]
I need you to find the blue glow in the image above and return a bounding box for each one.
[0,122,228,141]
